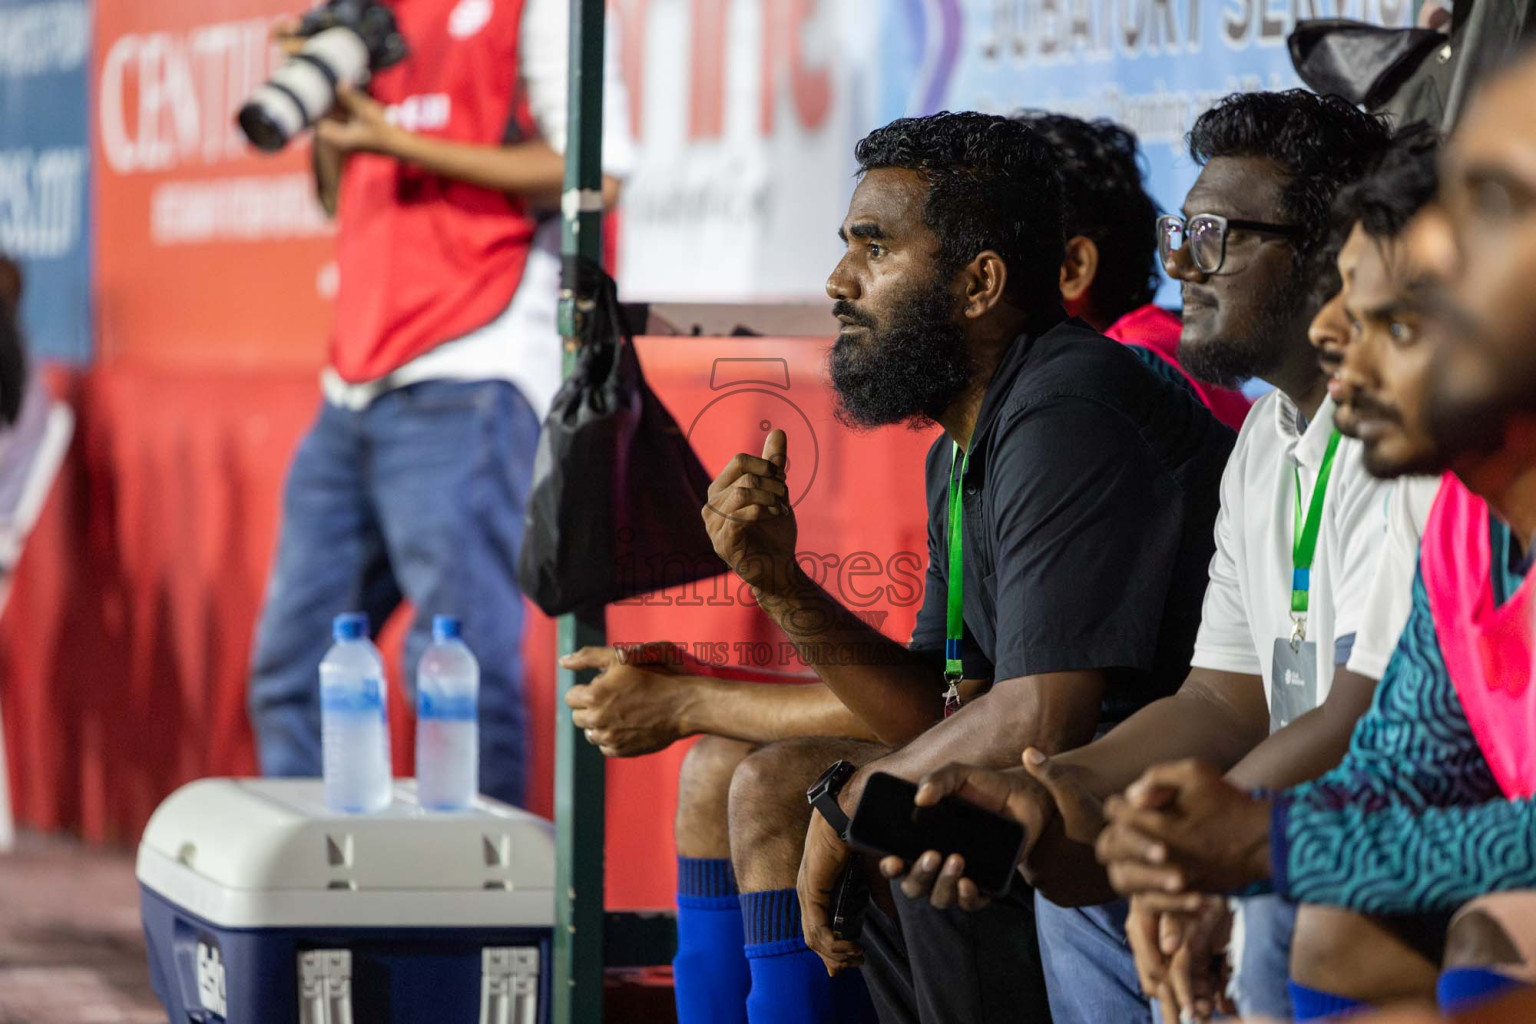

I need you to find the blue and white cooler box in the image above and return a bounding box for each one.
[137,778,556,1023]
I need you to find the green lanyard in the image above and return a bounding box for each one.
[1290,429,1343,646]
[944,440,970,715]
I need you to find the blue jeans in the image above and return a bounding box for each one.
[1229,894,1297,1019]
[1036,896,1153,1024]
[1035,894,1298,1023]
[248,380,539,806]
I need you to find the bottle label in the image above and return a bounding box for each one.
[321,676,386,716]
[418,690,478,722]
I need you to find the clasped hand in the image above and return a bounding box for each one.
[1095,759,1273,900]
[560,643,696,758]
[1095,760,1276,1024]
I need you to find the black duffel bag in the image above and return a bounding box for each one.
[518,258,727,615]
[1288,18,1448,110]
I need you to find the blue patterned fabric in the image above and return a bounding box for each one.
[1271,530,1536,916]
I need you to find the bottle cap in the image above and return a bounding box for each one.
[333,612,368,641]
[432,615,462,642]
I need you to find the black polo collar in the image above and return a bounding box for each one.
[966,308,1070,452]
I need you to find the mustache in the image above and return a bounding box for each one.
[831,300,877,329]
[1181,285,1216,307]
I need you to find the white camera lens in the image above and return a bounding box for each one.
[237,26,372,152]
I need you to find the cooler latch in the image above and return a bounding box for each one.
[480,947,540,1024]
[298,949,353,1024]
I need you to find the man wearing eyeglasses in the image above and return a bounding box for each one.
[885,90,1396,1024]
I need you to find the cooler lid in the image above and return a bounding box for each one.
[138,778,555,895]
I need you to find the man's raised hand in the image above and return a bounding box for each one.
[703,428,799,595]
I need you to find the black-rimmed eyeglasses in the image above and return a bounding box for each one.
[1157,214,1301,274]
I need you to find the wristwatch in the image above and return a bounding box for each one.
[806,760,858,840]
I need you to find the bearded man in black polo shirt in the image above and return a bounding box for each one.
[661,112,1233,1024]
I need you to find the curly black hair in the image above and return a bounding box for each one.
[855,112,1065,317]
[1012,111,1159,324]
[1188,90,1392,278]
[1332,121,1440,241]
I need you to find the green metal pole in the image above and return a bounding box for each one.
[554,607,606,1024]
[554,1,608,1023]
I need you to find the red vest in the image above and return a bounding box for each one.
[330,0,535,382]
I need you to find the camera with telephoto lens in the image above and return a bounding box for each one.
[237,0,409,153]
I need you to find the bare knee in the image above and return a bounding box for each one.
[1291,904,1367,991]
[1444,894,1536,973]
[675,735,756,859]
[1291,904,1440,1004]
[727,736,885,893]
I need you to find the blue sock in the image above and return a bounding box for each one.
[673,858,751,1024]
[740,888,877,1024]
[1438,967,1526,1013]
[1289,980,1367,1020]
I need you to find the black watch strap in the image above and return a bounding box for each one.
[806,760,857,840]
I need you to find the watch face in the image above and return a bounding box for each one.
[808,760,851,800]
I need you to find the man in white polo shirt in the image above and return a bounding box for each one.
[884,90,1397,1024]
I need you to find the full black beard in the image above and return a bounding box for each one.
[1178,271,1310,390]
[829,281,972,429]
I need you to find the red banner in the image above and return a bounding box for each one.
[94,0,335,371]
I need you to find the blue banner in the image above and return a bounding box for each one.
[873,0,1414,301]
[0,0,92,363]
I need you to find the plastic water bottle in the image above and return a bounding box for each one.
[320,613,392,813]
[415,615,479,810]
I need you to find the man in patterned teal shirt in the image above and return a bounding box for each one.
[1092,49,1536,1019]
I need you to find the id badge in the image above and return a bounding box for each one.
[1270,637,1318,731]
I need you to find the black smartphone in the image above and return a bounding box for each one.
[846,771,1026,896]
[830,858,869,941]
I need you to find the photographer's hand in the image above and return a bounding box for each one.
[269,16,304,56]
[315,84,402,156]
[306,80,590,210]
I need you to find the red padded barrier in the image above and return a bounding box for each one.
[0,339,936,908]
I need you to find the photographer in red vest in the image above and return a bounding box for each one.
[247,0,633,807]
